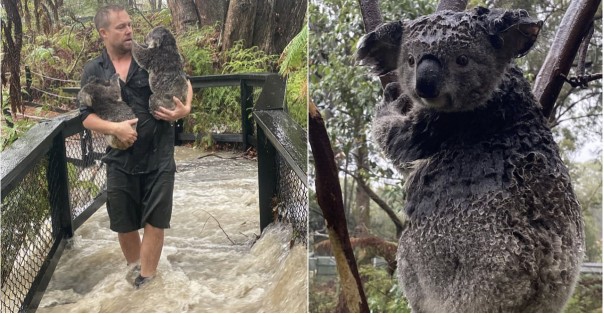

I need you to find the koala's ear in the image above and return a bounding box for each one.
[356,20,404,76]
[110,73,120,86]
[484,8,542,59]
[78,90,92,107]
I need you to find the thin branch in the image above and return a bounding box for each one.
[562,73,602,88]
[554,113,602,126]
[201,209,236,245]
[340,167,404,238]
[134,5,154,28]
[577,22,595,77]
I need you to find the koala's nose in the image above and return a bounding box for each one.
[415,55,443,99]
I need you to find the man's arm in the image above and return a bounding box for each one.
[153,80,193,122]
[82,114,138,146]
[79,64,139,146]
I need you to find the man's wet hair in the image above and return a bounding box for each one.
[94,4,125,31]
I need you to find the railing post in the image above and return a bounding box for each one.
[257,125,278,232]
[240,80,254,150]
[47,131,73,238]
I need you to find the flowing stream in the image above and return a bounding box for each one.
[37,147,308,312]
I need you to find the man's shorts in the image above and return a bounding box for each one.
[106,164,175,233]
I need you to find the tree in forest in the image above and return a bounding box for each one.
[1,0,24,116]
[166,0,197,33]
[221,0,306,54]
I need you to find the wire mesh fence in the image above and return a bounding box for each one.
[64,130,107,219]
[275,155,308,245]
[1,158,55,313]
[1,120,107,312]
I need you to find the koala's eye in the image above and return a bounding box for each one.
[407,55,415,67]
[456,55,469,66]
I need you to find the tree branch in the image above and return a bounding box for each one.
[309,101,369,313]
[532,0,601,118]
[340,167,404,238]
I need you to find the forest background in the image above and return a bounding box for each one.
[1,0,308,151]
[309,0,602,312]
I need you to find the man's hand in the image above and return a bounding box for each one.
[154,80,193,122]
[112,118,138,146]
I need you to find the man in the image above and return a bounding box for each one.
[80,5,193,288]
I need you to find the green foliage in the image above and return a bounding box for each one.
[280,23,308,129]
[12,6,299,151]
[567,160,602,262]
[359,265,411,313]
[285,68,308,128]
[309,277,338,312]
[309,266,412,313]
[564,273,603,313]
[222,41,278,74]
[280,23,308,76]
[178,25,218,75]
[1,91,36,151]
[1,159,52,284]
[66,162,100,196]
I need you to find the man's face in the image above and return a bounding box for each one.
[100,10,133,54]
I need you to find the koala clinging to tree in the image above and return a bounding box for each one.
[78,74,137,150]
[132,26,188,115]
[357,7,584,312]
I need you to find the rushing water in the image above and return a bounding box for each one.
[37,147,308,313]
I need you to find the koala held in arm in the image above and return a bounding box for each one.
[78,74,137,150]
[357,7,584,313]
[132,26,188,115]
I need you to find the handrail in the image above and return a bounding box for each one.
[1,114,74,196]
[61,73,274,150]
[62,73,274,94]
[2,72,307,312]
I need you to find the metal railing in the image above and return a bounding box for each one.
[1,73,308,312]
[253,75,308,245]
[1,113,108,313]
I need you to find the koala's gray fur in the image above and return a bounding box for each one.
[78,74,136,150]
[357,7,584,312]
[132,26,188,114]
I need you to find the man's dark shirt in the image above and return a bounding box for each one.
[80,49,175,174]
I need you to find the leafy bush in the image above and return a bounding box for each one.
[564,273,603,313]
[359,265,411,313]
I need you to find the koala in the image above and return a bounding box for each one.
[78,74,137,150]
[357,7,584,312]
[131,26,188,114]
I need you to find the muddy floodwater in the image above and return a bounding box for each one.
[37,147,308,312]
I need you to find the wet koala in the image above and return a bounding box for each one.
[132,26,188,114]
[357,7,584,313]
[78,74,137,150]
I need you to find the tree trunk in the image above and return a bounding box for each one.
[167,0,199,33]
[21,0,32,32]
[309,102,369,313]
[33,0,41,33]
[252,0,306,55]
[532,0,601,118]
[251,0,276,52]
[194,0,229,28]
[221,0,258,51]
[47,0,61,27]
[1,0,24,115]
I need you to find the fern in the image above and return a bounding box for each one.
[279,23,308,75]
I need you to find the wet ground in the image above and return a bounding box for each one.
[37,147,308,312]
